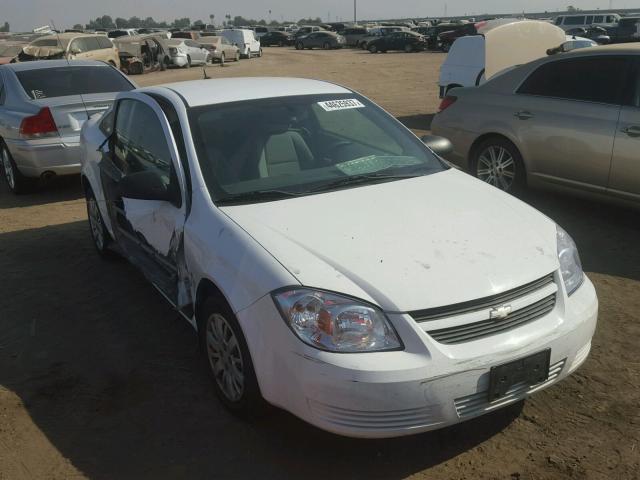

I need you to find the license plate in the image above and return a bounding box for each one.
[488,349,551,402]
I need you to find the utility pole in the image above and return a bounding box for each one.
[354,0,357,24]
[444,3,448,18]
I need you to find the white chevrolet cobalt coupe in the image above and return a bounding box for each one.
[79,78,598,438]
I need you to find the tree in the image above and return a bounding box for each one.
[0,21,9,32]
[127,16,142,28]
[172,17,191,29]
[114,17,128,28]
[72,23,83,30]
[567,6,578,12]
[193,19,204,26]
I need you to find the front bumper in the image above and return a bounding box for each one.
[5,137,82,178]
[237,276,598,438]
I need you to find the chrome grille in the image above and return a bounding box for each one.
[427,293,556,344]
[411,273,555,322]
[454,359,566,419]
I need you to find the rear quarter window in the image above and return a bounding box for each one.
[517,56,630,105]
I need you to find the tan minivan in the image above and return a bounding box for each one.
[20,33,120,68]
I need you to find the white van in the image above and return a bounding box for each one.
[438,21,566,98]
[220,29,262,58]
[554,13,620,31]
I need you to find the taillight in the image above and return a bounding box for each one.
[438,95,457,112]
[20,107,58,138]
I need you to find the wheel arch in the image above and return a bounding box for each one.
[194,277,234,331]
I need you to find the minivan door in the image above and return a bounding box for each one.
[511,56,629,191]
[99,93,190,307]
[608,59,640,200]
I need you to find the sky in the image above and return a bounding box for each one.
[2,0,626,32]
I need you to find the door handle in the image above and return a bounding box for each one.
[514,111,534,120]
[621,125,640,138]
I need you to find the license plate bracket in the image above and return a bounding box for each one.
[488,349,551,402]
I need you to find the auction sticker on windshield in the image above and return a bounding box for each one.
[318,98,365,112]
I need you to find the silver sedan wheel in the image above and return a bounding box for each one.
[87,197,105,251]
[476,145,516,191]
[2,147,15,190]
[206,313,244,402]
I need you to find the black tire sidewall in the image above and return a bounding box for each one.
[198,297,265,416]
[1,142,29,194]
[84,186,115,257]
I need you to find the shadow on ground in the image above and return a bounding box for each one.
[0,175,83,209]
[0,220,523,479]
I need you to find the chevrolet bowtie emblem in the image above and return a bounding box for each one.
[490,305,513,320]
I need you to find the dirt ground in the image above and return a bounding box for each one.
[0,48,639,480]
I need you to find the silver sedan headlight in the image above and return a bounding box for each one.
[557,225,584,295]
[273,288,402,353]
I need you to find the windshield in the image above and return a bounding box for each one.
[16,66,134,99]
[189,93,446,205]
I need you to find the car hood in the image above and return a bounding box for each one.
[221,169,559,312]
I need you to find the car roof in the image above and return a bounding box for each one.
[564,43,640,55]
[145,77,351,107]
[1,59,111,72]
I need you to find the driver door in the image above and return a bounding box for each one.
[98,94,190,307]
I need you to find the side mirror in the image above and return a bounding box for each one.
[120,170,178,204]
[421,135,454,156]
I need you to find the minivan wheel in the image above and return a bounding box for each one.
[1,142,29,194]
[369,44,378,53]
[198,297,266,417]
[295,41,304,50]
[472,137,525,193]
[185,55,192,68]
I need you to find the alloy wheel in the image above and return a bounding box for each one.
[87,197,105,251]
[476,145,516,191]
[2,147,15,190]
[206,313,245,402]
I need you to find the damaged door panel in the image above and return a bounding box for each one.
[99,95,192,310]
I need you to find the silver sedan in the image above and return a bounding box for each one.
[431,44,640,207]
[0,60,134,193]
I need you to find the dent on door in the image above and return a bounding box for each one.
[122,197,193,308]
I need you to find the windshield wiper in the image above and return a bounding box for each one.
[216,189,301,205]
[304,169,430,194]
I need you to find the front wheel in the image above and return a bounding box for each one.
[185,55,192,68]
[235,51,240,61]
[199,297,266,417]
[323,42,331,50]
[368,44,378,53]
[295,42,304,50]
[404,43,413,53]
[441,42,451,53]
[219,53,225,65]
[85,187,115,258]
[258,48,263,57]
[471,137,525,193]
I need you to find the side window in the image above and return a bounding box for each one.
[565,16,586,25]
[99,109,115,136]
[113,99,174,178]
[518,56,630,105]
[586,16,594,24]
[555,17,563,26]
[69,39,84,53]
[594,15,604,23]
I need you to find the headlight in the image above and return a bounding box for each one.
[272,288,402,353]
[557,225,584,295]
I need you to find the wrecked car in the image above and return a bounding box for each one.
[113,35,170,75]
[79,78,598,439]
[0,42,26,64]
[18,33,120,68]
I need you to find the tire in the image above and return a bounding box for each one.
[219,53,225,65]
[235,51,240,62]
[323,42,331,50]
[258,48,263,57]
[404,43,413,53]
[278,41,284,47]
[198,296,266,417]
[1,141,31,194]
[160,56,167,71]
[85,186,116,258]
[441,42,451,53]
[471,136,526,194]
[185,55,192,68]
[368,44,378,53]
[247,49,252,59]
[295,42,303,50]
